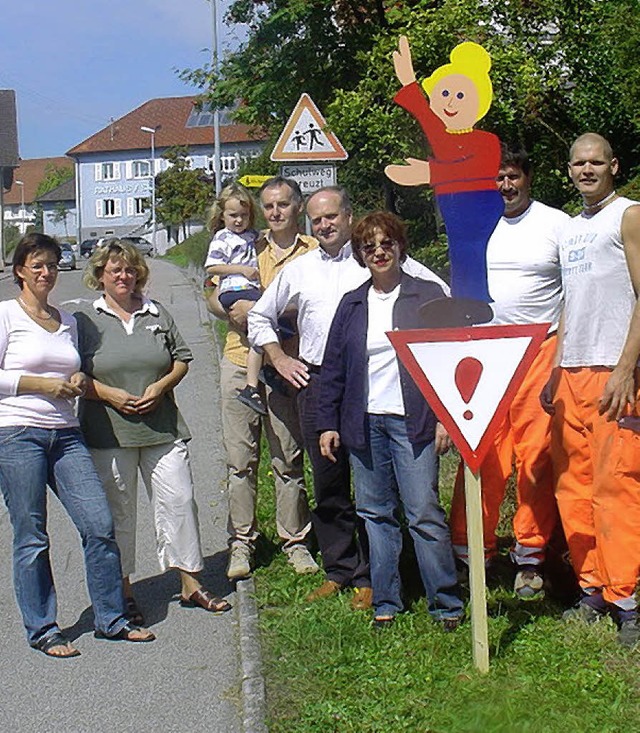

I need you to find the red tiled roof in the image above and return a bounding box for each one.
[66,96,265,156]
[4,157,73,205]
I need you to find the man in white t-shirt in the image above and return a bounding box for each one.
[543,133,640,647]
[449,143,568,599]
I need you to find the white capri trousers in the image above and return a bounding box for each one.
[90,440,204,577]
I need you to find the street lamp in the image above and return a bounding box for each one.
[14,180,25,234]
[210,0,222,196]
[140,126,157,256]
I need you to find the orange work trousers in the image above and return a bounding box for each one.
[552,367,640,607]
[450,336,559,564]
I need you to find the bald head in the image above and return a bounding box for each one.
[569,133,614,163]
[568,132,618,205]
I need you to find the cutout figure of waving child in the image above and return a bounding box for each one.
[386,37,503,304]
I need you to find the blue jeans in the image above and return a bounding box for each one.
[0,426,128,645]
[350,414,462,619]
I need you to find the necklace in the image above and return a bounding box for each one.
[17,297,53,321]
[583,190,617,213]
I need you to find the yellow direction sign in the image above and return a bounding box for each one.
[271,93,348,162]
[238,175,271,188]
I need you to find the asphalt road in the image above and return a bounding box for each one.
[0,259,240,733]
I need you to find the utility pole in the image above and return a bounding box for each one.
[211,0,222,196]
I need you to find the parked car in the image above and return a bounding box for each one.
[80,235,154,259]
[80,238,99,258]
[123,236,154,257]
[59,243,77,271]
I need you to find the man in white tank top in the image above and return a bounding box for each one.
[449,144,568,599]
[543,133,640,647]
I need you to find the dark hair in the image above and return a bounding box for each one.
[351,211,408,267]
[259,176,303,208]
[307,185,352,214]
[500,142,531,176]
[12,232,61,288]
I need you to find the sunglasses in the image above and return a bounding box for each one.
[359,240,398,257]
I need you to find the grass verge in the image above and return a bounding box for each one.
[199,250,640,732]
[251,450,640,732]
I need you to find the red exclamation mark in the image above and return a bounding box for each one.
[455,357,483,420]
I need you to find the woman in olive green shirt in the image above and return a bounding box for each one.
[76,239,231,622]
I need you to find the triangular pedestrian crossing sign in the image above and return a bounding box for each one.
[388,323,550,472]
[271,93,348,162]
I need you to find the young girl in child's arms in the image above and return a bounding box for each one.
[204,184,266,415]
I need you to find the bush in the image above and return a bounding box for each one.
[162,228,211,269]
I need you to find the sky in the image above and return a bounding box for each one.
[0,0,245,160]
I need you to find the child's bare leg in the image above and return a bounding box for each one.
[246,348,262,389]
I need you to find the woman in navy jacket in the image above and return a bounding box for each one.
[317,212,463,629]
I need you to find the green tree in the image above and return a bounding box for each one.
[51,201,71,238]
[155,147,215,240]
[34,163,74,199]
[181,0,640,263]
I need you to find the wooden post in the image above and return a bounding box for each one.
[463,463,489,673]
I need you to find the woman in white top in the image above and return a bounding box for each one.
[0,233,154,658]
[317,212,463,629]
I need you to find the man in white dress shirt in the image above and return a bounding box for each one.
[248,186,448,606]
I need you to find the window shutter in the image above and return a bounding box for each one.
[95,163,102,181]
[114,199,122,217]
[125,161,133,179]
[95,200,104,218]
[113,162,121,179]
[127,197,134,216]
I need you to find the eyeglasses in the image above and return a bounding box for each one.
[359,240,398,257]
[103,266,137,278]
[26,262,59,273]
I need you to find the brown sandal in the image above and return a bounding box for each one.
[180,588,232,614]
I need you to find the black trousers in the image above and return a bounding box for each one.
[297,371,369,587]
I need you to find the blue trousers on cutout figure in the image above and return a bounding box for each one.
[437,189,504,303]
[349,414,462,620]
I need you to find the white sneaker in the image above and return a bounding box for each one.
[286,545,320,575]
[227,544,252,580]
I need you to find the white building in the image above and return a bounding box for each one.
[3,156,74,236]
[67,97,265,252]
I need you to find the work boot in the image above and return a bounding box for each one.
[618,618,640,648]
[562,595,606,624]
[227,544,252,580]
[514,565,545,600]
[285,545,320,575]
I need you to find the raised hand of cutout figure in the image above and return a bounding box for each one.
[385,36,503,303]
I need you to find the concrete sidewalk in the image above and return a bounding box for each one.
[0,259,263,732]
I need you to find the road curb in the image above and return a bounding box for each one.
[185,262,268,733]
[237,578,268,733]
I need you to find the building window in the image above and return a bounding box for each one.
[132,160,151,178]
[95,162,121,181]
[128,197,149,216]
[221,155,239,174]
[96,198,122,218]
